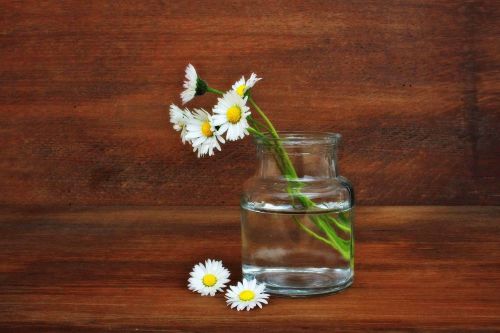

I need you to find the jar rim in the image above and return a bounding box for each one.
[253,131,341,146]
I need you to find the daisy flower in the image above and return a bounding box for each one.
[188,259,231,296]
[212,91,251,141]
[185,108,225,157]
[169,104,192,144]
[225,278,269,311]
[231,73,261,97]
[181,64,208,104]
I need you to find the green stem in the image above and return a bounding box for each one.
[314,217,350,253]
[207,86,224,95]
[293,217,332,245]
[248,96,297,178]
[248,126,287,174]
[247,116,270,132]
[247,126,265,138]
[326,215,351,233]
[248,97,279,139]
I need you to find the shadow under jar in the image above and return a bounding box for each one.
[241,132,354,297]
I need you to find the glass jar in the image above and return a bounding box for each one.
[241,132,354,296]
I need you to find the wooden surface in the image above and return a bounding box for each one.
[1,1,499,206]
[0,206,498,332]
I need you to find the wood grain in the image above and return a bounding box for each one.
[0,206,499,331]
[0,1,499,206]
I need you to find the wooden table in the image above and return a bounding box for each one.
[1,206,499,332]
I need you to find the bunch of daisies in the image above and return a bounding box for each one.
[170,64,262,157]
[170,64,351,262]
[188,259,269,311]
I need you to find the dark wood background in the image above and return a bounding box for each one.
[1,0,499,206]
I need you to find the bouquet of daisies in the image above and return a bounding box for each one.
[170,64,351,261]
[170,64,265,157]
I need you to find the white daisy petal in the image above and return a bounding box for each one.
[255,283,266,294]
[246,73,261,90]
[225,278,269,311]
[184,108,225,158]
[231,76,246,96]
[187,259,231,296]
[180,64,208,104]
[231,73,261,97]
[169,104,192,144]
[180,64,198,104]
[212,91,251,142]
[218,123,229,135]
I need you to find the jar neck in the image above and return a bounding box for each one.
[255,133,340,179]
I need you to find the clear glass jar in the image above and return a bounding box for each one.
[241,132,354,296]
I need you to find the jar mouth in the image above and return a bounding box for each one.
[253,131,341,147]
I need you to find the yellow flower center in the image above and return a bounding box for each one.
[236,84,246,96]
[201,121,213,137]
[226,106,242,124]
[239,290,255,301]
[202,274,217,287]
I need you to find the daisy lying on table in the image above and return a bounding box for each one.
[188,259,269,311]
